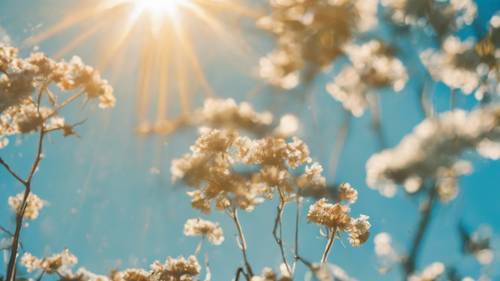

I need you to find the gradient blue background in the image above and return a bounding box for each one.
[1,1,499,280]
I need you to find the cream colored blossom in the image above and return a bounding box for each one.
[21,249,78,273]
[251,266,292,281]
[183,218,224,245]
[366,105,500,199]
[305,263,358,281]
[258,0,378,89]
[150,256,200,281]
[408,262,445,281]
[382,0,476,36]
[308,183,370,247]
[307,198,352,230]
[8,192,45,220]
[0,44,115,149]
[374,232,400,273]
[327,40,408,117]
[338,183,358,203]
[172,129,324,213]
[347,215,371,247]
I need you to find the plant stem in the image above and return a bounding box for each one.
[5,126,46,281]
[403,184,439,278]
[229,208,253,279]
[321,228,336,263]
[272,189,292,276]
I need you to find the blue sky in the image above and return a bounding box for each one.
[1,1,500,280]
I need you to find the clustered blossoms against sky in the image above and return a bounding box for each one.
[0,1,500,281]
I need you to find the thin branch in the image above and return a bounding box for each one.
[234,267,245,281]
[229,208,254,279]
[321,228,337,263]
[293,196,302,269]
[5,88,47,281]
[402,184,439,278]
[272,188,292,276]
[0,158,25,185]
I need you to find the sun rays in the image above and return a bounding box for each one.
[25,0,258,135]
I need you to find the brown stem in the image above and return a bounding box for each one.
[402,185,439,278]
[0,159,25,185]
[229,208,253,279]
[293,196,301,265]
[234,267,245,281]
[321,228,336,263]
[272,189,292,276]
[6,126,46,281]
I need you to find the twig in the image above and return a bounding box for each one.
[293,196,302,270]
[0,159,25,185]
[402,184,439,278]
[234,267,245,281]
[272,188,292,276]
[229,208,254,279]
[321,228,337,263]
[5,126,46,281]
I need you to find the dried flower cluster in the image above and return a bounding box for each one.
[21,249,78,274]
[171,128,326,213]
[381,0,477,38]
[20,249,201,281]
[257,0,378,89]
[305,263,358,281]
[251,266,292,281]
[183,218,224,245]
[420,32,499,99]
[366,105,500,199]
[149,256,201,281]
[373,232,400,273]
[0,44,115,148]
[307,183,371,247]
[327,40,408,117]
[7,192,45,220]
[408,262,445,281]
[137,98,299,138]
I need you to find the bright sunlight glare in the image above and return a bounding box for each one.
[132,0,187,18]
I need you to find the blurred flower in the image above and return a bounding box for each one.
[381,0,477,38]
[374,232,400,274]
[8,192,45,220]
[183,218,224,245]
[251,266,292,281]
[305,263,358,281]
[408,262,445,281]
[366,105,500,199]
[258,0,378,89]
[21,249,77,274]
[327,40,408,117]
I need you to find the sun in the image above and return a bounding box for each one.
[133,0,185,14]
[25,0,259,135]
[129,0,188,24]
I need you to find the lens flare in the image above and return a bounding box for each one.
[26,0,259,135]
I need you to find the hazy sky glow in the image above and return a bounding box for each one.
[1,1,500,281]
